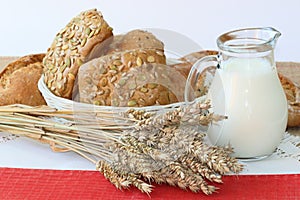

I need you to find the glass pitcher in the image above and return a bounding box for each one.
[185,27,288,159]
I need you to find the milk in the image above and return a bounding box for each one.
[207,57,288,158]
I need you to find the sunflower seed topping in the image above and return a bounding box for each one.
[147,56,155,63]
[127,100,137,107]
[136,57,143,66]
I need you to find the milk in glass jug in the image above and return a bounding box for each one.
[185,27,288,159]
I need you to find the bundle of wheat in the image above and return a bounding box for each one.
[0,97,242,195]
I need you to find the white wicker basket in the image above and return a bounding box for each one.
[38,75,191,113]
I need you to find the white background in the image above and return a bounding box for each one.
[0,0,299,61]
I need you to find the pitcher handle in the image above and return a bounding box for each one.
[184,55,219,102]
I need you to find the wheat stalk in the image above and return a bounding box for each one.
[0,98,243,195]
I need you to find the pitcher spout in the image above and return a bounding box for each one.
[265,27,281,47]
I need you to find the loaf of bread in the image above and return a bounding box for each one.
[76,48,187,107]
[0,54,46,106]
[43,9,113,99]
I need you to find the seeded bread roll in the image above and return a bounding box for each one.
[76,49,187,107]
[43,9,113,99]
[0,54,46,106]
[105,29,164,55]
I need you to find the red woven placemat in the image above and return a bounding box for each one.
[0,168,299,200]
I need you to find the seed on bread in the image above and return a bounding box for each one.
[147,56,155,63]
[136,57,143,66]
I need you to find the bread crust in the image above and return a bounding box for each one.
[119,30,164,52]
[0,54,46,106]
[104,29,165,55]
[43,9,113,99]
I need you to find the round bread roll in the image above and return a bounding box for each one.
[105,29,165,55]
[76,48,188,107]
[170,50,219,98]
[43,9,113,99]
[119,29,164,51]
[116,64,186,107]
[0,54,46,106]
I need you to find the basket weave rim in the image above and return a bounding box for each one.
[38,75,193,111]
